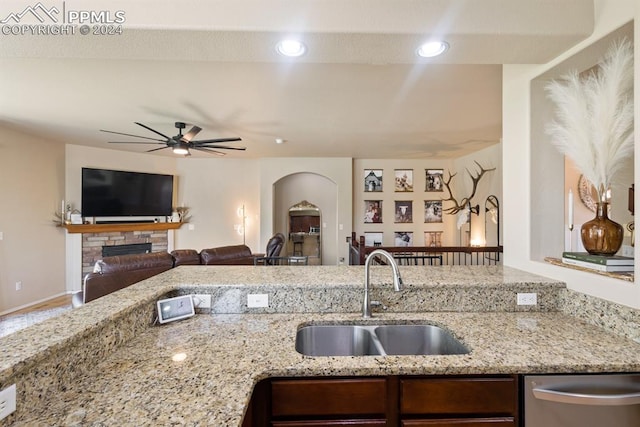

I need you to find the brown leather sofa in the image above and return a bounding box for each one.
[173,245,256,266]
[74,235,286,307]
[74,252,175,307]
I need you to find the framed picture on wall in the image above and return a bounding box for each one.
[394,200,413,223]
[364,200,383,223]
[424,231,443,247]
[394,231,413,247]
[394,169,413,192]
[425,169,444,192]
[424,200,443,223]
[364,232,383,247]
[364,169,383,192]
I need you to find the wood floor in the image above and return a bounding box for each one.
[2,294,73,317]
[0,295,74,338]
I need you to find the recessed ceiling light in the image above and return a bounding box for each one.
[276,39,306,57]
[275,138,285,144]
[417,41,449,58]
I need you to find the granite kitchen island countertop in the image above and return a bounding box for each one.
[3,265,640,425]
[12,311,640,426]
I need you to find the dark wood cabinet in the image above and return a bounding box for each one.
[272,420,387,426]
[272,378,387,418]
[243,375,518,427]
[400,376,518,425]
[289,215,320,233]
[402,419,515,427]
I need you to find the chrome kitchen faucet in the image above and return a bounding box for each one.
[363,249,403,318]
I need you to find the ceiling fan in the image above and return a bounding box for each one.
[100,121,245,156]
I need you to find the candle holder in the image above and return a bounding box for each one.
[568,224,574,251]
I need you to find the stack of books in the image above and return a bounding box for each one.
[562,252,634,273]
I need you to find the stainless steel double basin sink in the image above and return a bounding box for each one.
[295,323,469,356]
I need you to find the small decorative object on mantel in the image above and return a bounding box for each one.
[174,206,191,223]
[545,39,634,256]
[54,200,81,225]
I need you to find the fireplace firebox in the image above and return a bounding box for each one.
[102,243,152,257]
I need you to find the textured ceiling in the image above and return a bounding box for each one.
[0,0,594,158]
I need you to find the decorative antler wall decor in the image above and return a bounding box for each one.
[442,161,496,216]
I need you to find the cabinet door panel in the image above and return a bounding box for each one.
[402,417,515,427]
[272,378,387,417]
[401,377,517,415]
[273,420,387,427]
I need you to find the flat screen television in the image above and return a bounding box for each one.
[81,168,174,217]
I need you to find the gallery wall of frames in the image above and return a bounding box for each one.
[353,145,502,248]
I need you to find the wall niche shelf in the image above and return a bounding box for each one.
[60,222,184,234]
[544,257,634,283]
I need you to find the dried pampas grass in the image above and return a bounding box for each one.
[545,38,634,201]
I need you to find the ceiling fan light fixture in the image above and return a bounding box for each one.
[417,40,449,58]
[172,144,189,155]
[276,39,306,57]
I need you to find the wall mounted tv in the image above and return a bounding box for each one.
[81,168,174,217]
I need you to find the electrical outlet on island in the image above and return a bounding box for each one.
[0,384,16,420]
[517,292,537,306]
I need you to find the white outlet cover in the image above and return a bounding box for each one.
[517,293,537,306]
[0,384,16,421]
[192,294,211,309]
[247,294,269,308]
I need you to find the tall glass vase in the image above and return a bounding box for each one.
[580,202,623,256]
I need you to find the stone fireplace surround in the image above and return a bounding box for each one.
[81,230,168,278]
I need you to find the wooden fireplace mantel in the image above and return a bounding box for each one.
[60,222,184,234]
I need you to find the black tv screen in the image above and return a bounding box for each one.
[81,168,174,217]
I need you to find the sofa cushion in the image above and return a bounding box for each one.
[95,252,175,274]
[200,245,254,265]
[171,249,201,266]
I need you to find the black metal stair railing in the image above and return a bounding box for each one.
[348,232,503,266]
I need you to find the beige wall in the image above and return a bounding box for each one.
[174,158,261,252]
[503,0,639,308]
[173,157,350,264]
[0,126,66,314]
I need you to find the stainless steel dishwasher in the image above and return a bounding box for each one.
[524,374,640,426]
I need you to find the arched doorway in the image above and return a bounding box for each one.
[288,200,322,263]
[273,172,337,265]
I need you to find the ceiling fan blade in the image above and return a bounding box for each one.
[146,146,171,153]
[108,141,167,145]
[197,144,246,151]
[191,146,226,156]
[135,122,172,140]
[100,129,166,142]
[191,137,242,144]
[181,125,202,142]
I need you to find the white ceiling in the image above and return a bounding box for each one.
[0,0,595,159]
